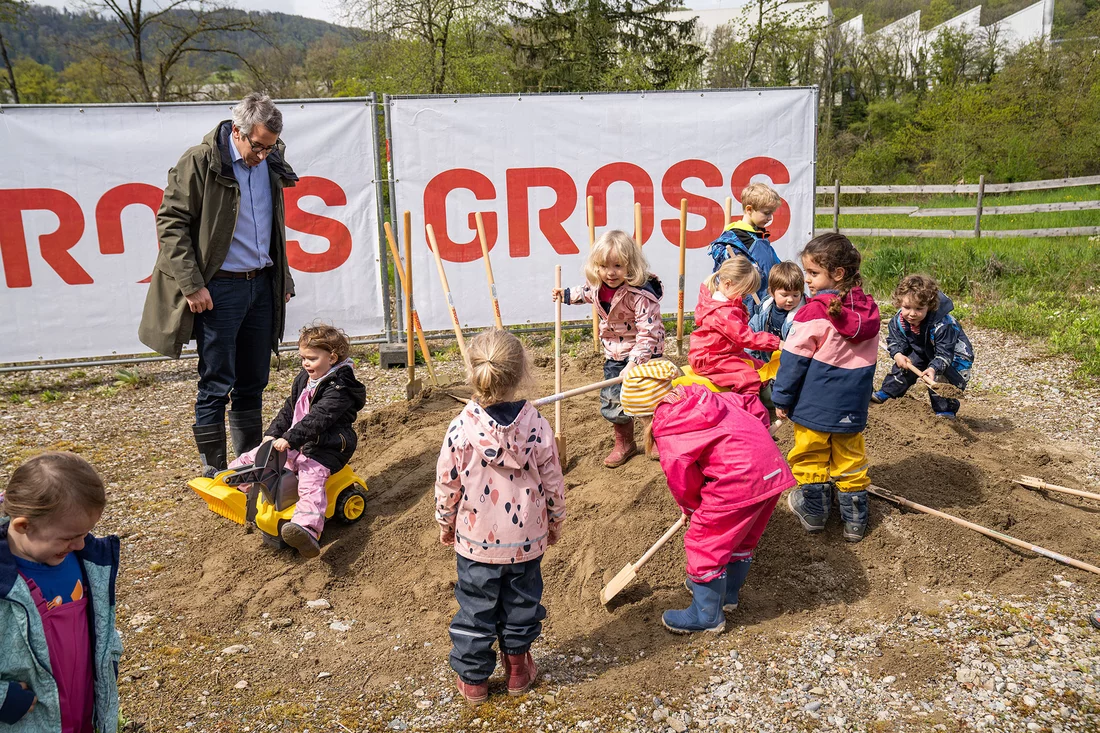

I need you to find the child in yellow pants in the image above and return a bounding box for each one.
[771,234,880,542]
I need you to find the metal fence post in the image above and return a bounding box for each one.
[975,174,985,239]
[833,179,841,233]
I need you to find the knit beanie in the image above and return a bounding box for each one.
[620,359,683,417]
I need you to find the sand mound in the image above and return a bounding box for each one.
[152,350,1100,700]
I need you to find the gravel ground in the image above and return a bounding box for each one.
[2,322,1099,733]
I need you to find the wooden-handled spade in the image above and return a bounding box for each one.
[475,211,504,330]
[600,514,688,604]
[555,265,566,464]
[384,218,437,389]
[427,224,470,371]
[877,340,964,399]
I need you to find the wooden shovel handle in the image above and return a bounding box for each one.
[427,224,469,369]
[869,485,1100,577]
[878,340,938,390]
[475,211,504,329]
[633,514,688,571]
[677,198,687,356]
[555,265,562,437]
[533,376,624,407]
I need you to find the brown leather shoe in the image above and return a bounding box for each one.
[455,676,488,705]
[502,651,538,696]
[603,421,637,468]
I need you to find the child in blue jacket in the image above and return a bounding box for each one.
[0,452,122,733]
[872,274,974,418]
[707,183,783,319]
[747,261,806,361]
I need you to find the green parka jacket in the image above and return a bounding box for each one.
[138,120,298,358]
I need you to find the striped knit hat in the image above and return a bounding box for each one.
[621,359,684,417]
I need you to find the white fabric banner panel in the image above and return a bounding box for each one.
[389,89,816,333]
[0,99,383,363]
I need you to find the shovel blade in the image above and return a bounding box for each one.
[555,436,567,467]
[405,379,423,401]
[599,563,636,605]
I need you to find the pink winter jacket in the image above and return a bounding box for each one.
[653,385,795,515]
[564,276,665,362]
[435,401,566,564]
[689,284,780,392]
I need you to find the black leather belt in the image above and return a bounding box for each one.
[212,268,268,280]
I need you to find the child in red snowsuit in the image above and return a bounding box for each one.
[622,360,795,634]
[690,256,780,395]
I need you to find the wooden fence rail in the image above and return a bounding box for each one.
[817,174,1100,239]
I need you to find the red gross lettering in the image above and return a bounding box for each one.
[660,160,724,248]
[585,162,654,244]
[95,183,164,283]
[0,188,89,288]
[506,167,578,257]
[283,177,353,273]
[423,168,498,263]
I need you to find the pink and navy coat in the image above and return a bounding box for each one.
[563,276,665,363]
[771,287,881,433]
[653,385,796,582]
[689,283,781,392]
[435,401,566,565]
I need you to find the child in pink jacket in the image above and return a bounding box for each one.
[622,360,795,634]
[435,329,566,705]
[553,230,665,467]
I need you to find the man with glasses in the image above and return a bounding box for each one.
[140,92,299,475]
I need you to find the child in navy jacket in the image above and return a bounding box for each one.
[872,274,973,418]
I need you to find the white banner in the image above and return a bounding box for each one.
[389,89,817,333]
[0,99,384,363]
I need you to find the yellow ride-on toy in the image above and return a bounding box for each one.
[188,440,368,550]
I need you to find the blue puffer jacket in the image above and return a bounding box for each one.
[747,295,805,361]
[885,292,974,377]
[0,518,122,733]
[706,222,781,319]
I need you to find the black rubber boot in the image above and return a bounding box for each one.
[228,409,265,459]
[193,423,227,478]
[838,490,869,542]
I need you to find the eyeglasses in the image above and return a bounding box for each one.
[242,132,279,155]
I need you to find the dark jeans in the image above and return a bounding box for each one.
[601,358,632,424]
[879,352,968,414]
[193,271,274,425]
[449,555,545,684]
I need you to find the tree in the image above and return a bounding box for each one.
[505,0,705,93]
[0,0,24,103]
[339,0,499,94]
[78,0,267,102]
[12,57,62,103]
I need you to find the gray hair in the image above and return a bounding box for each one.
[232,93,283,136]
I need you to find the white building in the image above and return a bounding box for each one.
[672,0,1054,54]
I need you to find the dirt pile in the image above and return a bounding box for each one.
[148,349,1100,706]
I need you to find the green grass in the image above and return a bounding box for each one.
[855,237,1100,380]
[811,186,1100,381]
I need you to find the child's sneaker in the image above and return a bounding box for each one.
[1089,610,1100,631]
[280,522,321,558]
[870,391,890,404]
[935,411,957,420]
[455,676,488,705]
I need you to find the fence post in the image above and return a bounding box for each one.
[833,179,841,233]
[975,174,985,239]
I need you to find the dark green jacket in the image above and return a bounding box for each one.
[139,120,298,358]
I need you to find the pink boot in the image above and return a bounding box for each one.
[502,651,538,696]
[603,421,637,468]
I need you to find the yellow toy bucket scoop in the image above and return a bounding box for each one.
[188,440,369,550]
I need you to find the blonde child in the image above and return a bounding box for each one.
[435,329,565,704]
[621,362,795,634]
[228,324,366,558]
[689,257,781,395]
[552,230,665,467]
[872,274,974,419]
[772,233,881,542]
[0,452,123,732]
[707,183,784,318]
